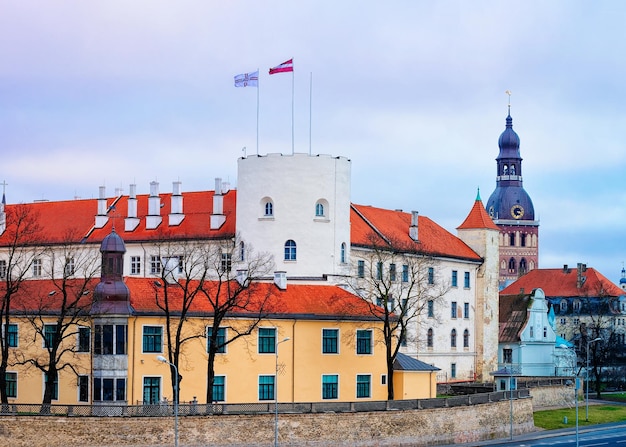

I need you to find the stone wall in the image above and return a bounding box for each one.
[0,398,535,447]
[528,384,579,410]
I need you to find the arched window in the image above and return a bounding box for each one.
[500,260,506,270]
[519,258,527,275]
[508,258,516,273]
[427,328,433,348]
[520,233,526,247]
[284,240,297,261]
[340,243,346,263]
[315,203,324,217]
[450,329,457,348]
[509,233,515,246]
[463,329,469,348]
[264,201,273,217]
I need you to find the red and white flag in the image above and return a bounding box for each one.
[269,59,293,75]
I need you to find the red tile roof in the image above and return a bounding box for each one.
[501,267,624,298]
[350,204,481,261]
[4,277,382,320]
[498,294,532,343]
[457,198,499,231]
[0,190,237,247]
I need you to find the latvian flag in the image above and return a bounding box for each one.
[269,59,293,75]
[234,70,259,87]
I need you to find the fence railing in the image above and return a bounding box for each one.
[0,389,531,418]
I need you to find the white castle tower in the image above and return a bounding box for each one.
[236,153,351,279]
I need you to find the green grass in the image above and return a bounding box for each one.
[534,405,626,430]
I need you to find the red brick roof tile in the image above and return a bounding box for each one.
[350,204,481,261]
[501,267,624,298]
[457,199,499,231]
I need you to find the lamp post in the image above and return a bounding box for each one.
[586,337,602,422]
[506,343,525,440]
[274,337,290,447]
[157,355,179,447]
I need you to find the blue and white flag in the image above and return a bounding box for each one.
[234,70,259,87]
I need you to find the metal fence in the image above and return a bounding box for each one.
[0,389,531,418]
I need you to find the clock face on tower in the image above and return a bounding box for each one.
[511,204,524,219]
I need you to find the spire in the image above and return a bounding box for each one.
[475,187,481,202]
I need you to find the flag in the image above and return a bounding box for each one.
[234,70,259,87]
[269,59,293,75]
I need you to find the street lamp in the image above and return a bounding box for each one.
[505,343,525,440]
[157,355,179,447]
[274,337,290,447]
[586,337,602,421]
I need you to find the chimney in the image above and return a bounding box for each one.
[577,263,586,289]
[95,186,109,228]
[563,264,569,273]
[146,181,162,230]
[169,181,185,226]
[274,271,287,290]
[125,183,140,232]
[210,178,226,230]
[236,269,248,286]
[0,192,6,236]
[409,211,419,241]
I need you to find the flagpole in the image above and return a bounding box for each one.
[291,62,295,155]
[256,67,260,155]
[309,72,312,156]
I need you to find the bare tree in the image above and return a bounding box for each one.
[149,235,274,404]
[346,234,450,400]
[0,204,43,403]
[15,233,99,406]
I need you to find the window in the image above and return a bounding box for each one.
[322,329,338,354]
[464,303,470,319]
[5,372,16,398]
[573,300,581,311]
[44,374,58,400]
[451,302,457,319]
[150,256,161,275]
[376,262,383,280]
[284,240,297,261]
[560,318,566,325]
[356,375,371,398]
[508,257,516,272]
[450,329,457,348]
[94,324,127,355]
[4,323,17,348]
[143,377,160,404]
[356,330,372,355]
[93,377,125,403]
[322,374,338,399]
[220,253,232,273]
[530,326,534,338]
[560,300,567,312]
[520,233,526,247]
[77,327,90,353]
[573,318,580,325]
[258,375,275,400]
[464,271,470,288]
[142,326,163,353]
[402,265,409,282]
[427,328,434,348]
[427,300,434,318]
[44,324,56,349]
[543,326,547,338]
[357,260,365,278]
[64,257,75,276]
[509,233,515,246]
[207,327,226,354]
[451,363,456,379]
[315,202,324,217]
[264,201,273,217]
[258,328,276,354]
[451,270,458,287]
[381,375,387,385]
[428,267,434,285]
[340,243,346,264]
[78,375,89,402]
[0,260,6,279]
[130,256,141,275]
[502,348,514,364]
[389,263,396,281]
[32,259,42,277]
[212,376,225,402]
[463,329,469,348]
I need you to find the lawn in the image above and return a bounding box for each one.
[534,405,626,430]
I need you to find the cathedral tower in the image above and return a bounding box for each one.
[485,106,539,290]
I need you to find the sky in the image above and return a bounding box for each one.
[1,1,625,284]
